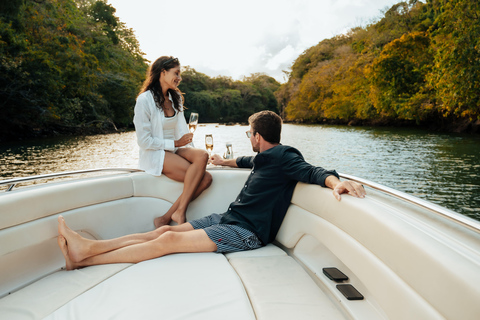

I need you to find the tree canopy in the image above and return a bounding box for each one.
[277,0,480,132]
[179,68,280,123]
[1,0,478,142]
[0,0,149,141]
[0,0,280,142]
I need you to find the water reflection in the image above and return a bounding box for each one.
[279,125,480,221]
[0,133,139,179]
[1,124,479,221]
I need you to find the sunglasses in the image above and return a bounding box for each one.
[246,130,256,138]
[163,57,179,67]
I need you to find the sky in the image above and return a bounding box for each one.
[108,0,399,83]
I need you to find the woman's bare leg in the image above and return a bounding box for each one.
[170,148,211,223]
[154,171,212,228]
[57,215,194,263]
[156,148,211,227]
[59,228,217,270]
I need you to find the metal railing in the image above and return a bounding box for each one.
[0,168,143,192]
[339,172,480,233]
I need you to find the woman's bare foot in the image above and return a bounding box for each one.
[57,235,80,270]
[171,210,186,225]
[57,215,91,263]
[154,215,171,229]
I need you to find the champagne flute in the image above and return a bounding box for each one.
[188,113,199,133]
[205,134,213,155]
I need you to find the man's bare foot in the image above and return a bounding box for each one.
[171,210,186,225]
[57,215,90,263]
[57,235,79,270]
[154,215,171,229]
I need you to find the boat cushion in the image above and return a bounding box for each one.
[0,199,173,298]
[229,255,344,320]
[0,175,134,230]
[44,253,256,320]
[224,243,287,260]
[0,263,132,320]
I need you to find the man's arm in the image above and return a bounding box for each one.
[209,154,238,167]
[281,149,365,201]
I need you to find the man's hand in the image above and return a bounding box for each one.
[325,175,366,201]
[332,180,366,201]
[209,154,238,167]
[209,154,225,166]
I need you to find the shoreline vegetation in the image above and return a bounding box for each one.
[276,0,480,135]
[1,0,479,143]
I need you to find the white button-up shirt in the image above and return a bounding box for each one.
[133,90,190,176]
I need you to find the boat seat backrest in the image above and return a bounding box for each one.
[0,170,247,299]
[275,182,480,320]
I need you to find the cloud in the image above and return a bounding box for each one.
[109,0,398,83]
[265,45,296,70]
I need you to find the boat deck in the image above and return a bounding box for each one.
[1,169,479,319]
[10,244,346,319]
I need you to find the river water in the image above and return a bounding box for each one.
[1,124,479,221]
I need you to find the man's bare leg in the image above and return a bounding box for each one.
[57,215,194,263]
[61,228,216,270]
[58,235,76,271]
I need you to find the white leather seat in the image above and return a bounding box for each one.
[44,253,256,320]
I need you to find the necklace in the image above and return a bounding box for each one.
[163,105,175,116]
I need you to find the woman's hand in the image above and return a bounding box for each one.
[175,133,193,147]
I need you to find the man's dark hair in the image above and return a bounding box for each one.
[248,111,282,144]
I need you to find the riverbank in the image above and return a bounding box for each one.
[2,115,480,144]
[287,117,480,134]
[0,120,126,144]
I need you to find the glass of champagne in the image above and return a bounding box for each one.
[205,134,213,155]
[189,113,199,133]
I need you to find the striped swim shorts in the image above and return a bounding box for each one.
[189,213,263,253]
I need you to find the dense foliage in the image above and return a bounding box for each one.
[277,0,480,131]
[0,0,280,142]
[0,0,149,141]
[1,0,478,142]
[179,68,280,123]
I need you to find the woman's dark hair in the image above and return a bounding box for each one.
[138,56,183,111]
[248,110,282,144]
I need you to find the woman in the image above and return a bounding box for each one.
[134,56,212,228]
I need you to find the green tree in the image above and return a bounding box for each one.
[278,0,480,130]
[179,68,280,123]
[368,31,434,122]
[0,0,148,141]
[428,0,480,120]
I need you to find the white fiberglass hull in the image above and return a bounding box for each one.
[0,168,479,319]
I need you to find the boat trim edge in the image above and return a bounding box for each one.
[339,172,480,233]
[0,168,143,192]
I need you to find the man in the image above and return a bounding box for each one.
[57,111,365,270]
